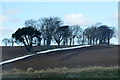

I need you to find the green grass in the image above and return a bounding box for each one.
[2,66,119,78]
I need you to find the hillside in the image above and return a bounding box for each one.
[1,45,75,61]
[2,45,118,70]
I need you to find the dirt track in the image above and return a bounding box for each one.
[1,45,119,70]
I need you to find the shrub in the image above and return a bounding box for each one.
[26,67,34,73]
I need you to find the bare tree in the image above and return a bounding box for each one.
[53,27,64,46]
[60,25,71,46]
[83,23,101,45]
[70,25,83,45]
[83,24,115,45]
[2,38,11,46]
[83,27,92,44]
[25,19,37,28]
[9,38,14,46]
[38,17,63,46]
[15,40,23,46]
[76,27,83,45]
[98,25,115,45]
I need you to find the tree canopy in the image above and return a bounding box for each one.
[8,17,116,52]
[12,26,41,52]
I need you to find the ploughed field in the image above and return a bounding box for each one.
[1,45,119,71]
[1,45,74,61]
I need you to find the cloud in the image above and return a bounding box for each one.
[108,13,118,23]
[10,19,21,23]
[114,13,118,19]
[64,14,93,26]
[0,15,21,23]
[0,9,22,23]
[0,26,15,35]
[113,13,119,20]
[4,9,22,15]
[0,27,4,33]
[0,15,9,23]
[103,13,118,28]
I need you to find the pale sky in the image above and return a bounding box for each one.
[0,1,119,45]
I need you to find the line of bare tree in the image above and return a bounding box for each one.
[2,17,116,52]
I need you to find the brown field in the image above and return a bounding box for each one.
[1,45,119,71]
[1,45,63,61]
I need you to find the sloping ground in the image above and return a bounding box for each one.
[2,45,118,70]
[1,45,75,61]
[1,46,27,61]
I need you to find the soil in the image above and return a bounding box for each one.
[1,45,119,70]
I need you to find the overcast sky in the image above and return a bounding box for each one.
[0,1,118,45]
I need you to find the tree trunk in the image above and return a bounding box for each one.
[95,38,98,44]
[58,42,60,47]
[63,39,65,46]
[69,38,72,46]
[65,38,68,46]
[107,35,110,45]
[37,37,41,46]
[82,35,85,45]
[44,39,46,46]
[47,39,51,46]
[27,46,32,52]
[72,37,75,45]
[90,38,92,44]
[88,38,90,44]
[93,38,95,45]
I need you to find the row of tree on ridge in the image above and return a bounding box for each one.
[2,17,116,52]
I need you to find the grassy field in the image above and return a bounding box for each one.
[2,66,119,78]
